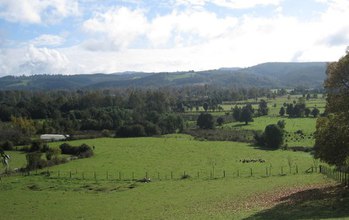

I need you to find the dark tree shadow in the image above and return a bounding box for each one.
[243,185,349,220]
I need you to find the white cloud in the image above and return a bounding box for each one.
[1,0,349,76]
[176,0,282,9]
[0,0,79,24]
[0,45,71,75]
[83,7,148,50]
[30,34,65,47]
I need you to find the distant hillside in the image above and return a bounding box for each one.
[0,62,327,90]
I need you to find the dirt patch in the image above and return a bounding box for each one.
[214,182,338,213]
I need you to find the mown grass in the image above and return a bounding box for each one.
[1,136,340,219]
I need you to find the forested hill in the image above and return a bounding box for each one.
[0,62,327,90]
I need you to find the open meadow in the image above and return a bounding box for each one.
[2,135,347,219]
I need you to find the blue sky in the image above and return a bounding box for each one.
[0,0,348,76]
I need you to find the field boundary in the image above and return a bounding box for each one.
[320,165,349,186]
[1,165,321,182]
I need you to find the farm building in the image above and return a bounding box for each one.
[40,134,69,141]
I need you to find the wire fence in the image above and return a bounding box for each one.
[319,165,349,186]
[0,165,320,182]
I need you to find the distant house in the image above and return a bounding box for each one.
[40,134,69,141]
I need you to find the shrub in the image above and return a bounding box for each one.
[59,143,93,158]
[26,152,45,170]
[1,140,14,151]
[197,113,215,129]
[264,124,284,149]
[30,140,43,152]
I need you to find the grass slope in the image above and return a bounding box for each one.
[1,136,342,219]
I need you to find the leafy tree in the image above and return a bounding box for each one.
[263,124,284,149]
[314,53,349,166]
[304,108,311,117]
[257,99,269,116]
[279,107,285,116]
[197,113,214,129]
[203,102,209,112]
[311,107,320,118]
[240,106,253,125]
[232,105,241,121]
[277,120,286,129]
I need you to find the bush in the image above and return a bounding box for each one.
[253,131,265,146]
[30,140,43,152]
[197,113,215,129]
[1,140,14,151]
[26,152,45,170]
[264,124,284,149]
[59,143,94,158]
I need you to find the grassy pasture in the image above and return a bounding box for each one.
[0,135,339,219]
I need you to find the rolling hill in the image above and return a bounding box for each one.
[0,62,327,90]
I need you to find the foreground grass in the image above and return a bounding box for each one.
[0,173,336,219]
[1,136,344,219]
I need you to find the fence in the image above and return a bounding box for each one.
[319,165,349,186]
[0,165,320,182]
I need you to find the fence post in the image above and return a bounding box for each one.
[250,168,253,177]
[223,170,226,178]
[197,171,200,179]
[296,165,298,174]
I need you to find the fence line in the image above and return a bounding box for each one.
[0,165,321,182]
[319,165,349,186]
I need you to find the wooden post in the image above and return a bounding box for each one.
[197,171,200,179]
[296,165,298,174]
[223,170,226,178]
[250,168,253,177]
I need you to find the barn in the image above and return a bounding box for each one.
[40,134,69,141]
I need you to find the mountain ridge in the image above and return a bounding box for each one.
[0,62,328,90]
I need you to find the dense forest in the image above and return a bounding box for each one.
[0,86,277,145]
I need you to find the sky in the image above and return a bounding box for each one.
[0,0,348,76]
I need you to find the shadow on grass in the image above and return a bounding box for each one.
[243,185,349,220]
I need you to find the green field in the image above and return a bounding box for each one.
[1,135,345,219]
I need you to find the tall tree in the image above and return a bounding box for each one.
[314,53,349,167]
[240,106,253,125]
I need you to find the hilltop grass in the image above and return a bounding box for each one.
[0,135,340,219]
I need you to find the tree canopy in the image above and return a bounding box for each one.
[314,53,349,167]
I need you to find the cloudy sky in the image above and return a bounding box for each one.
[0,0,348,76]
